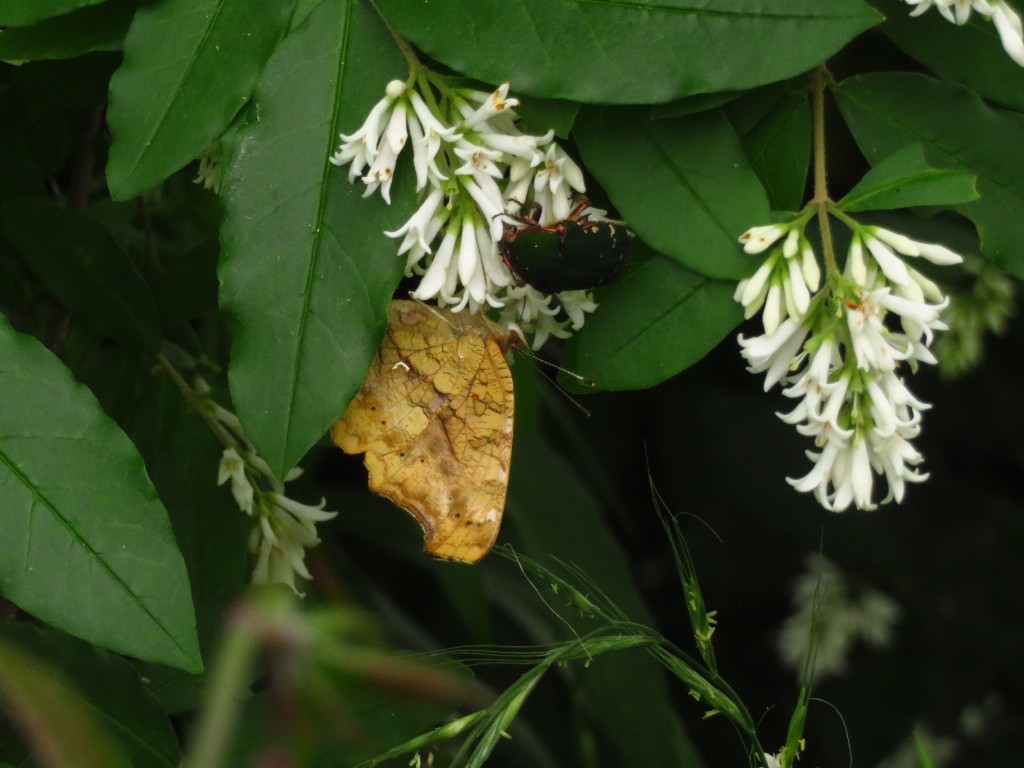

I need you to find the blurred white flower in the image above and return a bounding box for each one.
[777,554,901,682]
[211,411,336,593]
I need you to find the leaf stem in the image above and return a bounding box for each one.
[810,65,839,277]
[370,1,421,73]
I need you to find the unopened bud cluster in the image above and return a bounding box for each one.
[735,214,962,511]
[331,78,598,348]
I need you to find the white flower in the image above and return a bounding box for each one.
[738,318,811,391]
[902,0,1024,66]
[558,289,599,330]
[738,223,787,254]
[777,555,901,682]
[737,213,961,512]
[866,427,928,503]
[218,448,254,515]
[332,80,458,201]
[496,285,597,349]
[735,221,820,333]
[846,289,912,372]
[458,82,519,129]
[214,425,337,593]
[385,186,446,258]
[878,290,949,345]
[862,231,910,286]
[869,226,964,266]
[735,258,774,318]
[453,139,504,180]
[411,223,459,302]
[477,128,552,166]
[992,1,1024,65]
[332,78,609,345]
[778,338,850,433]
[250,492,337,595]
[330,80,403,180]
[530,144,587,225]
[800,234,821,291]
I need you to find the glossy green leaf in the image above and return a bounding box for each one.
[574,106,770,280]
[0,320,201,672]
[106,0,295,199]
[0,0,140,60]
[732,87,812,212]
[0,0,111,25]
[0,636,129,768]
[124,378,250,714]
[2,199,162,353]
[874,0,1024,112]
[834,72,1024,278]
[508,434,703,767]
[374,0,880,103]
[650,91,743,119]
[219,0,413,478]
[839,143,978,212]
[0,623,179,768]
[515,97,580,139]
[563,253,740,391]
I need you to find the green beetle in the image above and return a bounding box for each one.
[500,201,634,293]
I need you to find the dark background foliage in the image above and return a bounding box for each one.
[0,1,1022,767]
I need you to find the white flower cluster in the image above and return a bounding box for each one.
[736,217,962,511]
[203,383,336,594]
[904,0,1024,66]
[331,79,598,348]
[776,554,901,682]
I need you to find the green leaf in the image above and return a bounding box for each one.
[0,636,129,768]
[0,0,111,25]
[563,252,740,391]
[123,378,251,714]
[0,0,141,60]
[219,0,413,478]
[0,319,201,672]
[650,91,743,120]
[1,199,162,353]
[106,0,296,199]
[515,97,580,139]
[838,143,979,212]
[0,623,180,768]
[574,106,770,280]
[874,0,1024,112]
[730,86,812,212]
[834,72,1024,278]
[374,0,880,103]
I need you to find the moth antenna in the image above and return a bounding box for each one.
[412,296,459,332]
[512,346,594,417]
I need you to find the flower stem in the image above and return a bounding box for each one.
[810,65,839,277]
[371,0,421,73]
[155,353,240,451]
